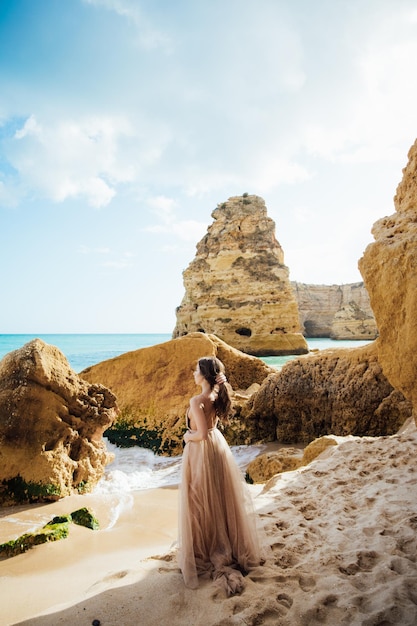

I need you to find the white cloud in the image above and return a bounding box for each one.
[144,194,207,242]
[83,0,172,51]
[171,220,208,242]
[249,157,312,191]
[14,114,41,139]
[302,7,417,165]
[147,195,178,220]
[8,114,135,208]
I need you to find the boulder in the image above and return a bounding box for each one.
[0,339,117,505]
[173,194,308,356]
[245,437,337,483]
[359,139,417,418]
[241,342,412,445]
[245,447,303,483]
[80,332,275,455]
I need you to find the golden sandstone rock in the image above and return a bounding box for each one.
[359,139,417,420]
[245,437,338,483]
[81,333,275,455]
[0,339,117,504]
[241,342,412,445]
[173,194,308,356]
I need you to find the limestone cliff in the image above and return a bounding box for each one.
[292,282,378,339]
[359,139,417,417]
[173,195,308,356]
[0,339,117,504]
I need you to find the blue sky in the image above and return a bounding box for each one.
[1,0,416,333]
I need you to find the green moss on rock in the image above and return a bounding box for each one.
[0,521,70,558]
[104,424,163,453]
[70,507,100,530]
[1,476,61,505]
[0,507,100,559]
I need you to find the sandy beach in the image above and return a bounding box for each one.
[2,420,417,626]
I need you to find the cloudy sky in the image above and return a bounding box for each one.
[1,0,416,333]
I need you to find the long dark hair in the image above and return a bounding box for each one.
[198,356,231,421]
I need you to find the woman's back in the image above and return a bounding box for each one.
[186,393,218,431]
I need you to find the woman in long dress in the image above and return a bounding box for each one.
[178,356,261,596]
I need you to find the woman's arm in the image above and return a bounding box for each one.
[183,397,208,443]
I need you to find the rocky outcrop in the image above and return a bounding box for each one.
[0,339,117,505]
[173,194,308,356]
[245,447,303,483]
[81,332,275,455]
[359,140,417,419]
[245,437,337,483]
[241,342,412,444]
[292,282,378,339]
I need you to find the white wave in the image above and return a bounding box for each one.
[96,441,267,495]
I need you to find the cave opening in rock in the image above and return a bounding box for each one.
[235,327,252,337]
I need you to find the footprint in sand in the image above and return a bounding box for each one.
[275,551,298,569]
[101,570,130,582]
[361,551,379,570]
[298,574,316,592]
[339,550,379,576]
[299,503,317,520]
[277,592,293,609]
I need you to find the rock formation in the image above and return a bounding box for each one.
[245,437,337,483]
[292,281,378,339]
[0,339,117,505]
[81,332,275,455]
[173,194,308,356]
[241,342,412,444]
[359,139,417,419]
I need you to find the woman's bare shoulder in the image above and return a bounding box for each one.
[190,393,208,410]
[190,393,202,404]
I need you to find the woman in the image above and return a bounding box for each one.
[178,356,261,596]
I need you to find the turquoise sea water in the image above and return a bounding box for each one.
[0,333,172,372]
[0,334,372,372]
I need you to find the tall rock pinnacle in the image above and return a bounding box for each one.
[173,194,308,356]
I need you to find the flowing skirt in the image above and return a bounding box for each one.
[178,427,261,595]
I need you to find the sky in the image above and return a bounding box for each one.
[1,0,417,333]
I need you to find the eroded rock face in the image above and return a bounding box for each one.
[0,339,117,504]
[81,332,275,455]
[359,139,417,417]
[241,342,412,444]
[173,195,308,356]
[292,282,378,339]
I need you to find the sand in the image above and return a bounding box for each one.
[2,420,417,626]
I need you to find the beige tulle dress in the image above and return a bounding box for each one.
[178,409,261,595]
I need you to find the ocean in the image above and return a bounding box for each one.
[0,333,371,373]
[0,333,371,494]
[0,333,172,373]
